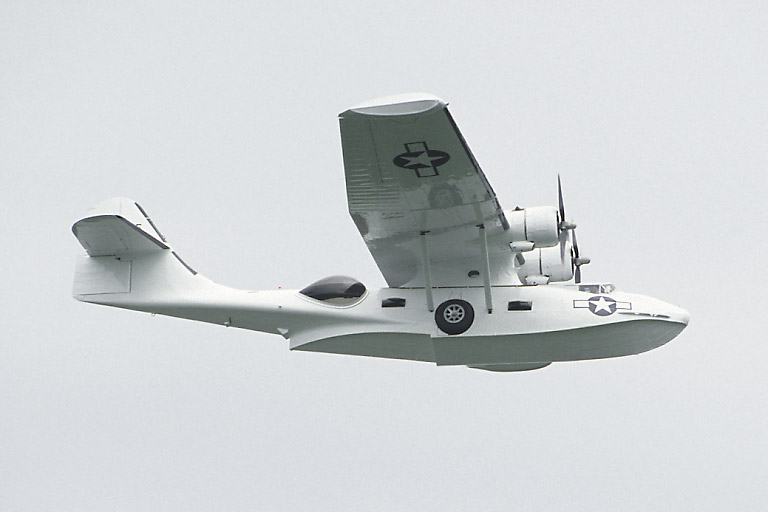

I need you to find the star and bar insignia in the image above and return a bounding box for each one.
[393,141,450,178]
[573,296,632,316]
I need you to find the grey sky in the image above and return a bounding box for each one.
[2,1,767,510]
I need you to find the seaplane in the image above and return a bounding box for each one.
[71,93,689,372]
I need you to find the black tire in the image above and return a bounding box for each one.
[435,299,475,335]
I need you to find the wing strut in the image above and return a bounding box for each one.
[478,224,493,313]
[419,231,435,312]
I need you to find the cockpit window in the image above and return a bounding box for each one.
[299,275,367,305]
[577,283,616,294]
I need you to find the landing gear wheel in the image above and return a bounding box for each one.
[435,299,475,335]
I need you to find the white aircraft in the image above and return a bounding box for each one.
[71,93,689,372]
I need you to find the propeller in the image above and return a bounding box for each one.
[557,175,589,283]
[571,228,590,283]
[557,175,577,231]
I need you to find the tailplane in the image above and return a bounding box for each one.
[72,198,285,335]
[72,198,170,258]
[72,198,205,304]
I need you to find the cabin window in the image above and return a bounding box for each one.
[578,283,616,294]
[381,298,406,308]
[508,300,533,311]
[300,276,366,306]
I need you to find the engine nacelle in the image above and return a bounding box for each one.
[516,243,574,285]
[506,206,559,248]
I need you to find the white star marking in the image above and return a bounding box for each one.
[590,297,614,313]
[402,152,436,168]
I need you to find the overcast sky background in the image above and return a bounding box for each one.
[2,1,767,510]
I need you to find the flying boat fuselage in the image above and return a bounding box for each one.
[72,93,689,371]
[278,283,689,368]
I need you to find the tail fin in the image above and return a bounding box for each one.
[72,198,288,336]
[72,198,202,302]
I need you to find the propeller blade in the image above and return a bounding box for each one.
[570,226,590,282]
[559,177,589,284]
[572,228,580,259]
[570,245,576,274]
[559,229,568,261]
[557,174,566,224]
[557,175,577,230]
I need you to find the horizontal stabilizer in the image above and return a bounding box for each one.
[72,198,169,257]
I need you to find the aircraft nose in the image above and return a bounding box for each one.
[668,305,690,326]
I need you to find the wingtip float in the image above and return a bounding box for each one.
[72,95,689,372]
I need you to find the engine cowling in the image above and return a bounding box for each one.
[516,242,574,285]
[506,206,559,248]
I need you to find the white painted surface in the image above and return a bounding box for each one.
[72,257,131,295]
[3,3,766,510]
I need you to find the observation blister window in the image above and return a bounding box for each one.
[300,276,367,306]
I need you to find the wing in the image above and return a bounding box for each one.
[339,93,515,288]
